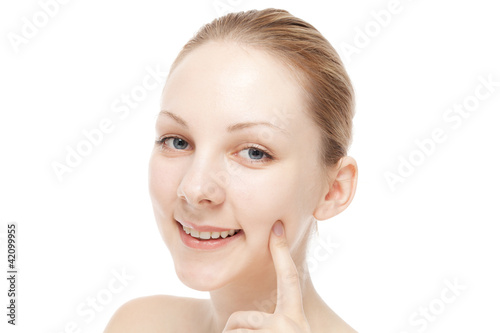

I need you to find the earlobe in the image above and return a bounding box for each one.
[313,156,358,221]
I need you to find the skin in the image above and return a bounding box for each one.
[104,41,358,333]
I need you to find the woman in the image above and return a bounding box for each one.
[105,8,358,333]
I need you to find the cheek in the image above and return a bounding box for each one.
[228,163,317,249]
[148,154,180,216]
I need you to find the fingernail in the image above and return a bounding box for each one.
[272,221,284,236]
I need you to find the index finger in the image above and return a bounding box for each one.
[269,220,305,317]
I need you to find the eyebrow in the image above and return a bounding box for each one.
[159,110,289,135]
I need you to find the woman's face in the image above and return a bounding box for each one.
[149,41,329,291]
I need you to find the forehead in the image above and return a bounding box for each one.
[161,41,310,127]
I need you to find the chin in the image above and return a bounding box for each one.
[174,263,232,291]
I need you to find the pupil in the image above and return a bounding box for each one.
[174,138,187,149]
[249,149,263,159]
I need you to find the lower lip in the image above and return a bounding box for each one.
[177,221,244,250]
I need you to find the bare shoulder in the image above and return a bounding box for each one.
[104,295,207,333]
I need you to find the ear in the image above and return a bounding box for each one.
[313,156,358,221]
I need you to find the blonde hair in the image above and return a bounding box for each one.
[169,8,355,172]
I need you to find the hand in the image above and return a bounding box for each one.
[222,221,312,332]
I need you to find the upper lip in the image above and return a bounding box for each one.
[176,219,241,232]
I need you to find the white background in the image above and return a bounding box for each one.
[1,0,499,332]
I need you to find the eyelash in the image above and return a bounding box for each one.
[155,136,274,164]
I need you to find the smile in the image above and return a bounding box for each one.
[182,225,242,240]
[176,220,244,250]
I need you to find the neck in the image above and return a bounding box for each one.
[206,260,319,333]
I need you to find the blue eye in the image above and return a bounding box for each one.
[171,138,188,149]
[156,136,190,150]
[247,148,264,159]
[155,137,274,164]
[239,145,274,163]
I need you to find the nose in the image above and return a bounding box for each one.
[177,157,227,207]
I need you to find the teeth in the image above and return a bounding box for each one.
[182,225,240,240]
[199,232,211,240]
